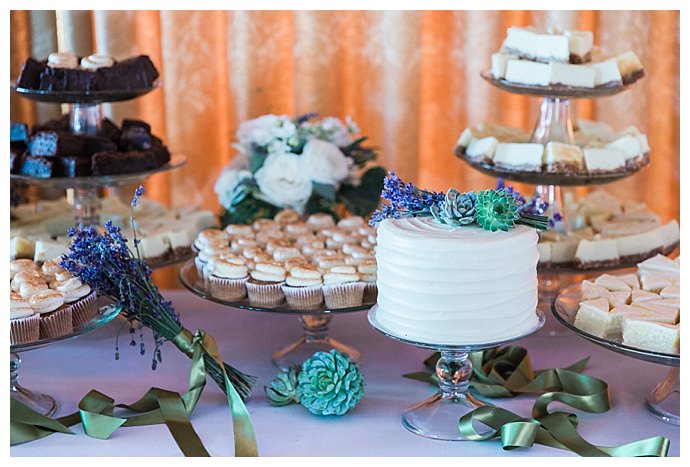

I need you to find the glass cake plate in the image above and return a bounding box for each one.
[480,70,642,98]
[368,305,545,440]
[178,259,373,369]
[552,283,679,424]
[455,148,650,187]
[12,81,161,104]
[10,298,123,416]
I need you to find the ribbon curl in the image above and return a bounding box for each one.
[404,346,670,457]
[10,329,258,457]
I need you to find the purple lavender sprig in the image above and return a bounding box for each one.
[59,186,255,400]
[369,171,445,226]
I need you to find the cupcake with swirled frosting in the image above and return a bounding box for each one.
[10,293,40,345]
[358,260,378,303]
[245,262,286,308]
[48,52,79,69]
[322,265,365,309]
[30,289,73,338]
[281,264,324,310]
[80,54,114,70]
[54,277,96,326]
[208,255,249,301]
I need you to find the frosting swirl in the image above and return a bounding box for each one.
[323,266,360,285]
[250,262,286,283]
[55,277,91,303]
[48,52,78,69]
[79,54,114,70]
[29,289,65,314]
[10,294,34,320]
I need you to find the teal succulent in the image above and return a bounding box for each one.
[431,189,477,226]
[264,366,300,406]
[475,189,520,232]
[296,350,365,416]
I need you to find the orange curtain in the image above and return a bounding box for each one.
[10,10,680,287]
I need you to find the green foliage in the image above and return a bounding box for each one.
[338,166,386,217]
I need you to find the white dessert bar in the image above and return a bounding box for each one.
[564,30,593,63]
[456,128,475,148]
[575,238,619,267]
[605,134,646,167]
[544,142,584,172]
[583,148,626,173]
[33,239,70,263]
[549,62,595,88]
[623,320,679,354]
[637,253,679,274]
[505,59,551,86]
[491,53,517,79]
[573,298,612,338]
[615,230,664,259]
[465,136,498,162]
[655,221,680,250]
[492,143,544,171]
[615,51,645,83]
[589,59,623,87]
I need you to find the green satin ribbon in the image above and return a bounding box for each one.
[404,346,670,457]
[10,329,258,457]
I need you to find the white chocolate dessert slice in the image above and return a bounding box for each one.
[465,137,498,163]
[594,273,632,292]
[637,253,679,274]
[544,142,584,173]
[550,239,579,264]
[583,148,626,173]
[655,221,680,250]
[491,53,517,79]
[33,239,70,263]
[575,238,619,268]
[549,62,595,88]
[564,30,593,63]
[493,143,544,172]
[505,60,551,86]
[589,59,622,86]
[615,51,645,84]
[615,229,664,261]
[622,320,679,354]
[639,271,677,292]
[631,289,661,303]
[573,298,611,338]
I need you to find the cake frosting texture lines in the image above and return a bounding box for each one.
[374,217,539,345]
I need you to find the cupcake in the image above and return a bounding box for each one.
[55,277,96,326]
[224,224,254,238]
[11,269,43,292]
[301,240,326,257]
[285,222,311,240]
[41,258,65,279]
[273,246,302,262]
[245,262,287,308]
[274,209,301,225]
[316,253,348,271]
[252,218,281,232]
[322,266,365,309]
[266,239,291,255]
[231,236,259,253]
[10,293,40,345]
[19,278,49,299]
[358,260,378,304]
[10,259,39,280]
[307,213,336,231]
[337,216,365,232]
[30,289,72,338]
[256,229,284,247]
[282,265,324,310]
[193,228,227,253]
[208,255,249,301]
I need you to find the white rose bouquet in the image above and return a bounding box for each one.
[215,113,385,226]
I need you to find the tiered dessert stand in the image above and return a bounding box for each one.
[178,260,372,370]
[11,82,186,228]
[456,70,651,297]
[552,284,679,425]
[10,300,123,416]
[368,306,545,440]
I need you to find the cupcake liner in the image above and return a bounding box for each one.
[282,284,324,310]
[39,305,74,339]
[209,275,248,302]
[194,257,207,280]
[71,290,99,327]
[363,282,378,304]
[10,314,40,345]
[323,282,365,309]
[246,281,285,308]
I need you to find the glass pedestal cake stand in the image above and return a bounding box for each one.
[10,300,123,416]
[178,259,373,370]
[552,283,680,425]
[368,305,545,441]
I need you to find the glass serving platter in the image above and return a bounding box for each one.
[12,81,161,104]
[480,70,642,98]
[455,148,650,187]
[551,284,679,366]
[10,153,187,190]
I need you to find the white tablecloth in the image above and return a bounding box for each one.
[11,289,680,457]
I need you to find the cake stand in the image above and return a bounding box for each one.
[552,283,679,425]
[178,259,373,370]
[368,306,545,441]
[10,299,123,416]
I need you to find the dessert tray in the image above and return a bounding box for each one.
[178,259,373,369]
[368,305,545,440]
[12,80,160,104]
[552,283,679,424]
[480,70,641,98]
[455,148,649,186]
[10,299,123,416]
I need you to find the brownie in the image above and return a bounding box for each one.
[95,55,159,90]
[122,118,151,133]
[56,156,92,177]
[99,118,122,142]
[16,58,46,89]
[120,126,153,151]
[38,67,96,92]
[91,150,158,176]
[10,143,26,174]
[151,137,171,166]
[10,122,29,142]
[32,114,70,133]
[27,131,85,157]
[83,135,118,156]
[20,155,54,178]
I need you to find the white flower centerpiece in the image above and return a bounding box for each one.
[215,113,386,226]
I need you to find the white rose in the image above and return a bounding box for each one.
[214,168,253,209]
[255,152,313,211]
[301,139,350,186]
[236,114,282,147]
[320,117,353,147]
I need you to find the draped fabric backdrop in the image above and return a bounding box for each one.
[10,10,680,287]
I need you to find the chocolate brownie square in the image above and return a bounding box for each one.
[16,58,46,89]
[20,155,54,178]
[27,131,85,157]
[95,55,159,90]
[121,118,152,133]
[120,126,153,151]
[151,137,171,166]
[99,118,122,143]
[83,135,118,156]
[91,150,158,175]
[56,156,92,177]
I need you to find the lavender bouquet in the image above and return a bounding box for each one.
[60,187,255,400]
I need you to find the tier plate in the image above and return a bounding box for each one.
[12,81,160,104]
[480,70,642,98]
[178,259,373,315]
[552,283,679,366]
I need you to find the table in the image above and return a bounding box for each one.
[11,290,680,457]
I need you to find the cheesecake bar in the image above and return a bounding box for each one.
[502,26,570,63]
[492,143,544,172]
[575,238,620,268]
[622,320,679,354]
[589,59,623,87]
[573,297,612,338]
[549,62,595,88]
[564,30,593,63]
[655,221,680,251]
[504,59,551,86]
[605,134,647,169]
[583,148,626,174]
[637,253,679,274]
[491,53,517,79]
[33,239,70,262]
[465,136,498,163]
[615,51,645,84]
[544,142,585,173]
[615,229,664,262]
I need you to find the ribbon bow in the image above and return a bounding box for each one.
[11,329,258,457]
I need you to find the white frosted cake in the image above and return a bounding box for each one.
[374,217,540,345]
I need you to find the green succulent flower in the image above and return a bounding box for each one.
[431,189,477,226]
[475,189,520,232]
[296,350,365,416]
[264,366,300,406]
